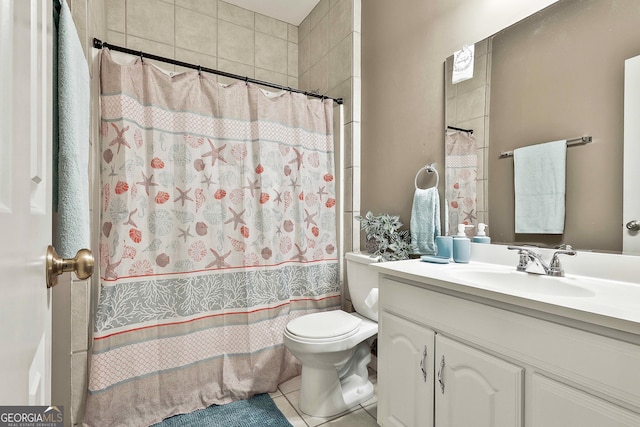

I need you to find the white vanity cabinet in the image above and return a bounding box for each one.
[376,271,640,427]
[379,308,523,427]
[378,310,434,427]
[435,334,523,427]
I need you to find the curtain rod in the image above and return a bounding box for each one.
[499,136,592,158]
[92,38,343,105]
[446,125,473,134]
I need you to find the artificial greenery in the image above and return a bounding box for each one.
[355,211,415,261]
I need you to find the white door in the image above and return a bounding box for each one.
[623,55,640,255]
[378,311,435,427]
[435,335,523,427]
[0,0,53,404]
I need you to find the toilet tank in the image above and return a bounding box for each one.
[345,252,381,322]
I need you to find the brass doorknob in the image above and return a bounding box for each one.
[46,245,94,288]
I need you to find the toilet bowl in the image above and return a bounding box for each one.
[283,252,380,417]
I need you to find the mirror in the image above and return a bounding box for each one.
[444,0,640,254]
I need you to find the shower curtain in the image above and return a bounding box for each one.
[84,50,340,427]
[445,130,477,236]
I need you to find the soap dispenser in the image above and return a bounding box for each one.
[453,224,472,263]
[472,223,491,244]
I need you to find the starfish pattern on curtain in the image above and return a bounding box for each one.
[84,50,340,427]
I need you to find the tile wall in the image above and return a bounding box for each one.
[444,38,491,232]
[297,0,361,308]
[105,0,299,88]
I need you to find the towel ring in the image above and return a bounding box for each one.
[415,164,439,190]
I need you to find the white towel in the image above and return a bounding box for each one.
[514,140,567,234]
[410,187,441,254]
[56,0,90,258]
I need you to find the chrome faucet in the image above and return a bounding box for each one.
[507,246,577,277]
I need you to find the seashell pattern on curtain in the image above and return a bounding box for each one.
[84,50,340,427]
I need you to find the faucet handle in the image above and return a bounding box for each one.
[507,245,539,257]
[507,246,534,271]
[548,250,577,277]
[507,245,532,253]
[555,243,573,250]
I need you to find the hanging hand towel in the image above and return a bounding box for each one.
[56,0,90,258]
[410,187,441,255]
[514,140,567,234]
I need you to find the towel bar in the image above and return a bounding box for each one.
[499,136,592,158]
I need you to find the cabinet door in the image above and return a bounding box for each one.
[530,374,640,427]
[435,335,523,427]
[378,311,435,427]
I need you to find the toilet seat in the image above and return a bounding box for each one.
[286,310,362,343]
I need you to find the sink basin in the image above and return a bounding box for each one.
[448,268,596,298]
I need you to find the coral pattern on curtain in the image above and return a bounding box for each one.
[84,50,340,427]
[445,130,477,236]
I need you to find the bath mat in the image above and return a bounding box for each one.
[151,394,293,427]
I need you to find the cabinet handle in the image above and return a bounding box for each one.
[419,345,428,382]
[437,355,445,394]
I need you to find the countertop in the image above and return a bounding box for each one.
[371,246,640,338]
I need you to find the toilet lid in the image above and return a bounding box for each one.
[286,310,362,339]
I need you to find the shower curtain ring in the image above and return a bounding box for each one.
[198,65,202,76]
[139,51,144,63]
[245,76,249,86]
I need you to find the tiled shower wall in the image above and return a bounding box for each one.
[298,0,361,311]
[444,38,491,232]
[297,0,361,308]
[58,0,361,424]
[106,0,300,88]
[298,0,360,106]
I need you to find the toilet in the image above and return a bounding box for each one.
[283,252,380,417]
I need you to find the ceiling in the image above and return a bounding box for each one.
[223,0,321,26]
